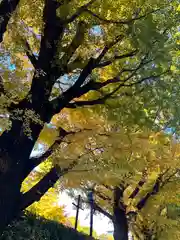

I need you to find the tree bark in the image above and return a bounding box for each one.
[0,0,66,234]
[0,110,45,235]
[113,187,128,240]
[20,166,60,210]
[0,164,23,235]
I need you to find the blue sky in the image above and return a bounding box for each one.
[0,55,16,71]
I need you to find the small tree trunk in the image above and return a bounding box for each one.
[113,187,128,240]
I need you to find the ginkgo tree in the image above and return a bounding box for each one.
[0,0,179,235]
[69,131,180,240]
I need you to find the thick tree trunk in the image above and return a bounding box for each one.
[113,187,128,240]
[0,0,88,235]
[0,165,23,235]
[0,115,43,235]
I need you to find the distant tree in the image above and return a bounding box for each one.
[66,131,180,240]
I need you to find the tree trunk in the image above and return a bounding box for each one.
[0,165,23,235]
[113,187,128,240]
[0,115,43,235]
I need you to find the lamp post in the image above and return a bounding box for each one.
[88,191,94,237]
[72,195,83,230]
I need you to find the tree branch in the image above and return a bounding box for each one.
[65,34,126,73]
[52,20,86,78]
[95,35,124,63]
[26,0,66,121]
[63,54,152,108]
[26,127,95,179]
[94,202,113,220]
[102,184,114,191]
[55,0,73,9]
[129,169,147,199]
[0,75,5,95]
[21,144,100,210]
[62,21,86,64]
[125,69,170,87]
[29,127,69,170]
[49,34,126,115]
[64,0,97,23]
[59,54,151,105]
[20,166,61,210]
[136,176,161,211]
[160,169,178,188]
[64,68,170,108]
[69,33,124,90]
[84,8,160,25]
[24,127,92,182]
[20,161,77,210]
[36,0,65,71]
[0,0,20,42]
[135,169,172,211]
[97,50,138,68]
[94,190,112,202]
[63,80,129,108]
[50,57,95,115]
[23,40,37,68]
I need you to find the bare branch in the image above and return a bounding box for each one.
[64,79,127,108]
[65,99,104,108]
[60,54,152,104]
[49,57,96,115]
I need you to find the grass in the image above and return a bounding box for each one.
[0,213,93,240]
